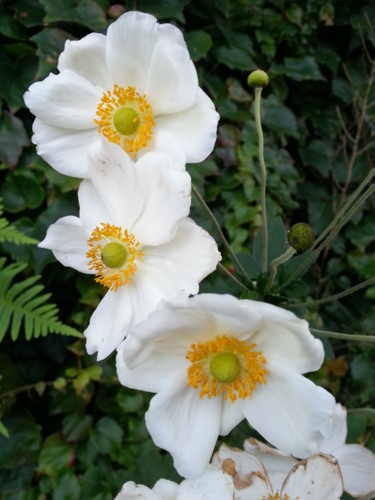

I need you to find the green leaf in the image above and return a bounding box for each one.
[90,417,124,457]
[0,113,29,166]
[284,56,325,81]
[13,0,47,27]
[185,30,212,61]
[0,14,27,40]
[0,411,41,469]
[0,199,38,245]
[31,28,73,80]
[332,78,353,104]
[80,467,112,500]
[38,434,74,477]
[63,413,93,442]
[215,46,254,71]
[285,4,303,26]
[0,419,9,439]
[1,171,44,212]
[0,49,38,111]
[299,139,333,177]
[116,391,144,414]
[262,99,298,136]
[40,0,106,31]
[53,472,81,500]
[136,0,191,22]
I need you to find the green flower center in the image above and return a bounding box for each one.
[113,107,140,136]
[101,242,128,268]
[210,352,241,383]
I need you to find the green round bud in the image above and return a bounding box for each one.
[288,223,315,252]
[101,242,128,268]
[113,107,140,135]
[247,69,269,88]
[210,352,241,383]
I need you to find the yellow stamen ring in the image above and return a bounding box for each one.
[86,223,144,291]
[186,335,268,403]
[95,85,155,158]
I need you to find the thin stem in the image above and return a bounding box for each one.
[191,183,255,289]
[311,328,375,343]
[313,168,375,250]
[339,61,375,207]
[217,263,252,292]
[254,87,268,272]
[289,277,375,308]
[265,246,295,294]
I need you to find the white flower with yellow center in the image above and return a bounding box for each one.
[213,444,344,499]
[38,140,221,360]
[23,11,219,178]
[116,293,336,479]
[245,404,375,498]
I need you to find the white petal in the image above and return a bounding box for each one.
[24,69,101,129]
[114,481,161,499]
[219,398,244,435]
[243,438,297,492]
[116,341,190,394]
[241,363,336,458]
[153,479,179,499]
[144,218,221,295]
[281,453,343,499]
[177,465,235,499]
[38,216,91,273]
[106,11,185,93]
[320,404,347,454]
[130,153,191,245]
[58,33,111,89]
[31,119,96,178]
[84,288,134,361]
[334,443,375,497]
[250,301,325,373]
[145,378,222,479]
[212,444,273,498]
[155,89,219,163]
[80,140,140,228]
[146,39,198,115]
[144,129,186,165]
[84,141,191,246]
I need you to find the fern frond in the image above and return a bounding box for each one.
[0,200,38,245]
[0,258,83,342]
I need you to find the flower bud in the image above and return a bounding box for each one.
[288,223,315,252]
[247,70,269,88]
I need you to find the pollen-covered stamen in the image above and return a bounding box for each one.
[186,335,268,403]
[87,223,144,291]
[265,493,291,500]
[95,85,154,158]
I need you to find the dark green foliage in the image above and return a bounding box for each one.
[0,0,374,497]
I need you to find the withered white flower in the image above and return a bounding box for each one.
[39,140,220,360]
[116,293,336,478]
[245,404,375,498]
[213,443,344,499]
[24,11,219,177]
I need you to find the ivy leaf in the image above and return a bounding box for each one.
[185,30,213,61]
[0,112,29,166]
[284,56,325,81]
[31,28,73,80]
[40,0,107,31]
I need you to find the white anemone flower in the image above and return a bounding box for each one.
[213,443,344,499]
[245,404,375,498]
[23,11,219,178]
[116,293,336,478]
[115,466,235,500]
[39,140,221,360]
